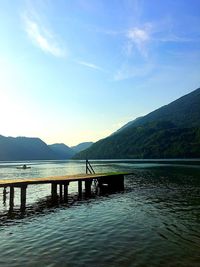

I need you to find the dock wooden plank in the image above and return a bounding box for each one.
[0,172,130,187]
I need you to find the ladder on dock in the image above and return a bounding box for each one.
[86,159,95,174]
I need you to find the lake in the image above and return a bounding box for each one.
[0,160,200,267]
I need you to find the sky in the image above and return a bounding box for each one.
[0,0,200,146]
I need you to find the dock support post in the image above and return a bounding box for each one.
[78,180,82,199]
[3,187,7,204]
[9,186,14,211]
[85,180,92,197]
[59,184,63,201]
[63,182,69,203]
[20,185,27,212]
[51,183,58,203]
[97,175,124,194]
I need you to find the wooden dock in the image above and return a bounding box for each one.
[0,172,128,212]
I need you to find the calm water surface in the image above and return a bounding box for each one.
[0,160,199,267]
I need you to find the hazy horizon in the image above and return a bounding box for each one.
[1,1,200,146]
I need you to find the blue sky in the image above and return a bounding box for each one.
[0,0,200,145]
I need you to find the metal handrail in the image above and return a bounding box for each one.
[86,159,95,174]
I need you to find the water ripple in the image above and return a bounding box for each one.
[0,162,200,267]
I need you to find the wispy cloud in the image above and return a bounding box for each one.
[22,10,65,57]
[114,63,154,81]
[76,60,104,71]
[123,18,198,58]
[125,24,152,57]
[153,34,195,43]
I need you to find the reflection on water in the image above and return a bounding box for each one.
[0,160,200,267]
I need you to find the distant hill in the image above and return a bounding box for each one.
[49,143,75,159]
[74,88,200,159]
[0,135,93,161]
[0,135,56,161]
[71,142,93,153]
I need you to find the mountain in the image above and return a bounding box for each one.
[74,88,200,159]
[0,135,93,161]
[71,142,93,153]
[120,87,200,129]
[0,135,57,161]
[49,143,75,159]
[113,117,143,135]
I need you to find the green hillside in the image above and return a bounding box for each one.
[74,88,200,159]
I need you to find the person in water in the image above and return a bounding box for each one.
[23,164,27,169]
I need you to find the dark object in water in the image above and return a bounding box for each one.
[16,164,31,170]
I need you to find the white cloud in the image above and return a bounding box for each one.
[124,18,197,57]
[23,13,65,57]
[128,28,149,42]
[125,24,152,57]
[77,60,103,71]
